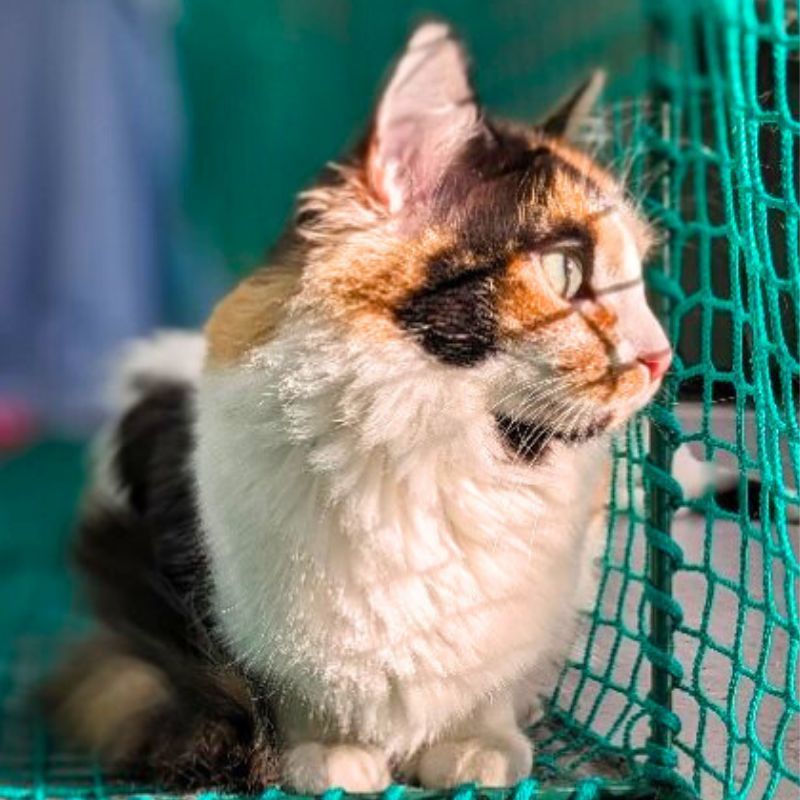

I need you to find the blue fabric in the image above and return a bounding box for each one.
[0,0,184,431]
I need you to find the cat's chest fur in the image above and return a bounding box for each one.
[195,328,606,752]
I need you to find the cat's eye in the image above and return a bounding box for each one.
[541,251,584,300]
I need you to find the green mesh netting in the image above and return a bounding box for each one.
[0,0,797,798]
[642,0,799,795]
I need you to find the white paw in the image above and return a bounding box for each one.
[417,733,533,788]
[282,742,392,793]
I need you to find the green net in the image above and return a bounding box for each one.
[642,0,800,796]
[0,1,797,798]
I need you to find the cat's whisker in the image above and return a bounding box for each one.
[489,376,577,414]
[511,398,580,461]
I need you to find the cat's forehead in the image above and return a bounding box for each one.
[430,124,652,261]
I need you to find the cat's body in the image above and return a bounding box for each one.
[198,321,607,758]
[46,22,673,793]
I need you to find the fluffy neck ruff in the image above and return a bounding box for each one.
[195,307,608,576]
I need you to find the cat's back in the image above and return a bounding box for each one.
[205,260,303,369]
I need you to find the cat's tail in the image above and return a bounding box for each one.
[42,632,278,789]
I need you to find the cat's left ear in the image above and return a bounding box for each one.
[540,70,606,140]
[366,22,483,213]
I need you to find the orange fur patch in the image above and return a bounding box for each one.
[545,138,620,197]
[304,228,452,337]
[205,260,303,368]
[547,167,597,223]
[545,138,653,258]
[496,254,567,339]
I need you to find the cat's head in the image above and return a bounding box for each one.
[207,22,671,441]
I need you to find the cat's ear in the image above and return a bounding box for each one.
[366,22,482,212]
[540,70,606,140]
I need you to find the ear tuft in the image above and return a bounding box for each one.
[541,70,606,141]
[367,22,482,213]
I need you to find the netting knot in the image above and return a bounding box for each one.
[572,777,604,800]
[512,777,540,800]
[452,783,477,800]
[644,267,685,303]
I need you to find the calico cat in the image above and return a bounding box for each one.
[45,22,672,793]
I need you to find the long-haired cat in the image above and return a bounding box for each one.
[45,22,672,793]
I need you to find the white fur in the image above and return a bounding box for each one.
[104,329,206,413]
[596,214,671,365]
[194,309,610,790]
[88,331,206,509]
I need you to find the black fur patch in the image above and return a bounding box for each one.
[397,126,598,367]
[113,381,206,605]
[494,415,554,464]
[494,412,610,464]
[75,382,212,660]
[434,126,600,255]
[395,260,501,366]
[65,380,278,790]
[434,135,557,254]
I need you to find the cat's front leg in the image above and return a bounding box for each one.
[413,692,533,788]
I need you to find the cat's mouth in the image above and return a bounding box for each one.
[494,412,611,464]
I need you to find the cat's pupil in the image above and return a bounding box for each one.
[565,257,578,295]
[563,256,572,286]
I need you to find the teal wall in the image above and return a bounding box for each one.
[175,0,648,273]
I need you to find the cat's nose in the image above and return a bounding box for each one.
[637,349,672,381]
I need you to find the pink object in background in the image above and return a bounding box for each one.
[0,398,37,451]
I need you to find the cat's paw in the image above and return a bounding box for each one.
[282,742,392,793]
[417,733,533,788]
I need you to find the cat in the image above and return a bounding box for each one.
[44,22,673,793]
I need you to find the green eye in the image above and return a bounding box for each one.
[541,251,584,299]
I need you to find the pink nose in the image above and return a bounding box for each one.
[638,349,672,381]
